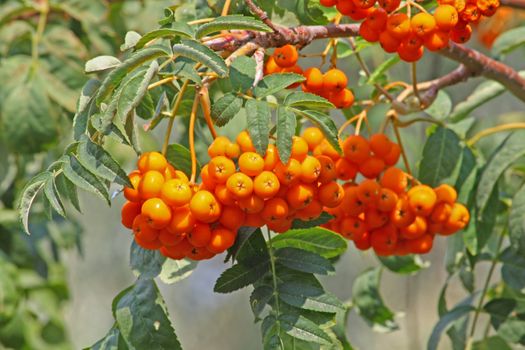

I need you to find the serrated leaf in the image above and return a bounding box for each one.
[85,325,127,350]
[246,99,271,155]
[77,136,131,187]
[130,241,166,279]
[367,56,400,85]
[43,175,66,217]
[172,58,202,84]
[378,255,429,275]
[63,155,110,205]
[275,247,334,275]
[484,298,516,330]
[17,172,49,234]
[476,131,525,214]
[114,278,182,350]
[120,31,142,51]
[214,260,270,293]
[172,39,228,77]
[230,56,256,92]
[251,285,273,318]
[300,110,341,154]
[116,61,159,122]
[55,173,81,212]
[85,55,122,73]
[509,184,525,256]
[159,259,197,285]
[500,248,525,292]
[96,47,170,104]
[278,279,343,313]
[492,26,525,57]
[353,268,398,332]
[419,127,462,187]
[425,91,452,120]
[427,304,475,350]
[271,228,347,259]
[254,73,305,98]
[284,92,334,110]
[73,79,101,140]
[236,229,269,266]
[211,93,243,126]
[195,15,271,38]
[278,314,332,345]
[291,212,334,229]
[165,143,201,178]
[276,107,296,164]
[135,25,194,50]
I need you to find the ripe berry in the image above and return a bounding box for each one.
[239,152,265,177]
[323,69,348,93]
[434,5,459,30]
[121,201,141,229]
[138,170,165,199]
[161,179,192,207]
[207,227,236,254]
[303,68,324,93]
[273,44,299,68]
[167,206,196,235]
[408,185,437,216]
[226,172,254,199]
[208,156,236,183]
[138,152,168,173]
[142,198,172,229]
[254,171,281,199]
[343,135,370,163]
[386,13,411,40]
[411,12,437,37]
[124,171,142,202]
[189,190,222,223]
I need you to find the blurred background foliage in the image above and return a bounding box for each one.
[1,0,525,349]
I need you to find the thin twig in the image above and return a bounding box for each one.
[244,0,281,33]
[188,94,200,184]
[162,80,190,155]
[467,122,525,146]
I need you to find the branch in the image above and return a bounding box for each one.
[244,0,281,33]
[500,0,525,8]
[207,23,525,103]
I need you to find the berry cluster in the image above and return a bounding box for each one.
[321,0,500,61]
[264,44,355,109]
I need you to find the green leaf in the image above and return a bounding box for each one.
[172,58,202,84]
[43,175,66,218]
[73,79,101,140]
[172,39,228,78]
[473,336,512,350]
[291,212,334,229]
[425,91,452,120]
[509,184,525,256]
[114,278,182,350]
[476,131,525,216]
[378,255,429,275]
[497,318,525,345]
[278,279,343,313]
[135,25,194,50]
[120,31,142,51]
[275,248,334,275]
[419,127,462,187]
[271,228,347,259]
[254,73,305,98]
[63,155,110,206]
[165,143,201,178]
[367,56,400,85]
[116,61,159,122]
[278,314,332,345]
[427,304,475,350]
[484,298,516,329]
[78,136,131,187]
[353,268,398,332]
[236,229,270,266]
[195,15,271,38]
[55,173,81,212]
[17,172,49,235]
[230,56,256,92]
[284,92,334,110]
[492,26,525,57]
[96,47,170,104]
[251,285,274,318]
[300,109,341,153]
[211,93,243,126]
[276,107,296,164]
[85,55,122,73]
[500,248,525,292]
[130,241,166,279]
[246,99,271,155]
[159,259,197,285]
[86,325,128,350]
[214,261,270,293]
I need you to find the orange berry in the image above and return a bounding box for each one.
[286,183,316,210]
[273,44,299,68]
[161,179,192,207]
[434,5,458,30]
[214,184,237,206]
[314,139,340,161]
[336,0,357,16]
[408,185,437,216]
[187,222,212,247]
[187,247,216,261]
[226,172,254,199]
[132,214,160,242]
[138,170,165,199]
[390,197,416,228]
[335,158,358,181]
[189,190,222,223]
[341,186,366,217]
[383,143,401,166]
[164,165,189,183]
[274,159,302,186]
[141,198,172,229]
[137,151,168,173]
[460,4,480,22]
[353,231,371,250]
[167,206,196,235]
[323,69,348,93]
[359,156,386,179]
[135,235,162,251]
[121,201,141,229]
[356,179,381,206]
[377,188,398,212]
[434,184,457,205]
[340,217,367,241]
[206,227,236,254]
[450,24,472,43]
[405,233,434,254]
[225,142,241,159]
[430,202,452,223]
[359,20,381,42]
[238,194,265,214]
[239,152,265,177]
[254,171,281,199]
[161,239,192,259]
[282,65,303,89]
[124,171,142,202]
[290,136,309,162]
[316,155,338,184]
[297,199,323,221]
[302,127,325,151]
[208,156,236,183]
[365,207,389,230]
[208,136,230,158]
[370,224,398,256]
[330,88,355,109]
[352,0,377,9]
[369,134,392,158]
[245,213,266,227]
[264,144,279,171]
[199,164,216,190]
[386,13,411,40]
[379,31,401,53]
[219,206,246,231]
[378,0,401,12]
[264,56,283,75]
[318,181,344,208]
[159,229,185,247]
[236,130,256,153]
[321,0,337,6]
[367,8,388,30]
[411,12,437,37]
[343,135,370,163]
[267,219,293,233]
[400,216,428,239]
[398,45,424,62]
[300,156,322,183]
[442,203,470,234]
[424,30,449,51]
[380,167,408,194]
[261,198,289,223]
[303,68,324,93]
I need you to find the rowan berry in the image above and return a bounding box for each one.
[343,135,370,163]
[398,45,424,62]
[264,144,279,171]
[399,216,427,239]
[430,202,452,223]
[219,205,246,231]
[450,24,472,43]
[254,171,281,199]
[340,217,367,241]
[261,198,289,223]
[161,179,192,207]
[370,224,398,256]
[318,181,345,208]
[365,207,390,230]
[341,186,366,216]
[379,31,401,53]
[434,5,459,30]
[320,0,337,6]
[356,179,381,206]
[274,159,302,186]
[379,0,401,12]
[238,194,265,214]
[377,188,398,212]
[303,68,324,93]
[297,199,324,221]
[411,12,437,37]
[214,184,237,206]
[359,156,386,179]
[133,215,160,242]
[189,190,222,223]
[408,185,437,216]
[442,203,470,234]
[383,143,401,166]
[360,20,381,42]
[335,158,358,181]
[386,13,411,40]
[390,197,416,228]
[167,206,196,235]
[316,155,338,184]
[159,229,185,247]
[406,233,434,254]
[236,130,256,153]
[300,156,322,183]
[273,44,299,68]
[209,156,236,183]
[367,8,388,30]
[208,136,230,158]
[353,231,372,250]
[124,171,142,202]
[206,227,236,254]
[121,201,141,229]
[141,198,172,229]
[434,184,457,205]
[380,167,408,194]
[138,170,165,199]
[226,172,254,199]
[138,151,168,173]
[330,88,355,109]
[424,30,450,51]
[286,183,317,209]
[323,69,348,93]
[290,136,309,162]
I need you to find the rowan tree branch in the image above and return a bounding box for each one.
[500,0,525,9]
[208,23,525,103]
[244,0,281,33]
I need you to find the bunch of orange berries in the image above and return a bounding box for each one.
[321,0,500,61]
[264,44,355,109]
[121,152,237,261]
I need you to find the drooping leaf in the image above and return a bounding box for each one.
[492,26,525,57]
[214,261,270,293]
[276,107,296,164]
[120,31,142,51]
[246,99,271,155]
[17,172,49,234]
[500,248,525,292]
[172,39,228,77]
[85,325,128,350]
[236,228,270,267]
[135,25,194,49]
[165,143,200,178]
[278,277,344,313]
[278,313,332,345]
[43,175,66,218]
[284,91,334,110]
[73,79,101,140]
[211,93,243,126]
[291,212,334,229]
[85,55,122,73]
[63,155,110,205]
[271,228,347,259]
[195,15,271,38]
[509,184,525,255]
[55,173,81,212]
[275,247,334,275]
[250,285,273,318]
[254,73,305,98]
[230,56,256,92]
[378,255,429,275]
[300,110,341,154]
[472,336,512,350]
[159,259,197,285]
[130,241,166,279]
[428,303,475,350]
[425,91,452,120]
